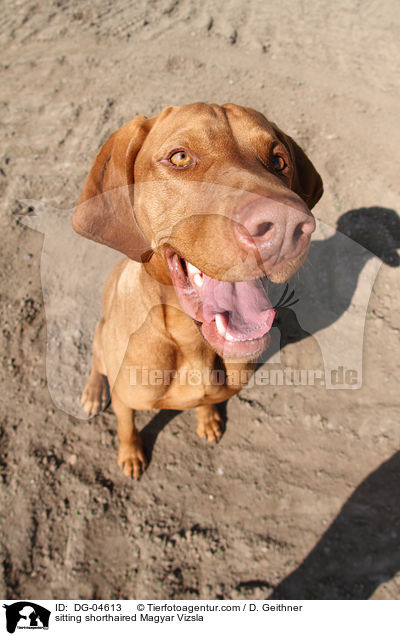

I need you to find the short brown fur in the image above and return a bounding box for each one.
[73,103,322,478]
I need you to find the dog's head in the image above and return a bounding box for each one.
[73,103,323,359]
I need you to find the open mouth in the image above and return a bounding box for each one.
[165,248,276,359]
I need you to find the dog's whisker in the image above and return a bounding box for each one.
[279,298,300,309]
[274,283,289,308]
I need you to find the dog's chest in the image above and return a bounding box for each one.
[114,305,251,410]
[152,311,253,409]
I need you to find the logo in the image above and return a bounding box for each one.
[19,200,386,409]
[3,602,51,633]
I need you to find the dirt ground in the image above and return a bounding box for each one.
[1,0,399,600]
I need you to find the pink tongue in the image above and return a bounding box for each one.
[199,275,276,339]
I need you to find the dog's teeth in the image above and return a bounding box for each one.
[193,273,203,287]
[225,332,235,342]
[187,262,201,276]
[215,314,227,337]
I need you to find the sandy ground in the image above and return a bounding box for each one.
[1,0,399,600]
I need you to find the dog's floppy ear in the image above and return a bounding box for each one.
[273,124,323,210]
[73,116,153,261]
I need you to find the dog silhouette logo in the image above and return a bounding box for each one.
[19,201,388,404]
[3,602,50,633]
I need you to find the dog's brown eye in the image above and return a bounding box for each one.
[169,151,192,167]
[272,155,286,172]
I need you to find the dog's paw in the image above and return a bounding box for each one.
[196,407,224,443]
[81,373,110,416]
[117,439,147,479]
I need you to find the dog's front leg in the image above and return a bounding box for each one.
[112,393,147,479]
[196,405,224,443]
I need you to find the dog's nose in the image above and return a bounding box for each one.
[234,196,316,263]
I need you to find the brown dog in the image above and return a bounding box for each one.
[73,103,323,478]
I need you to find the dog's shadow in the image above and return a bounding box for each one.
[140,410,181,464]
